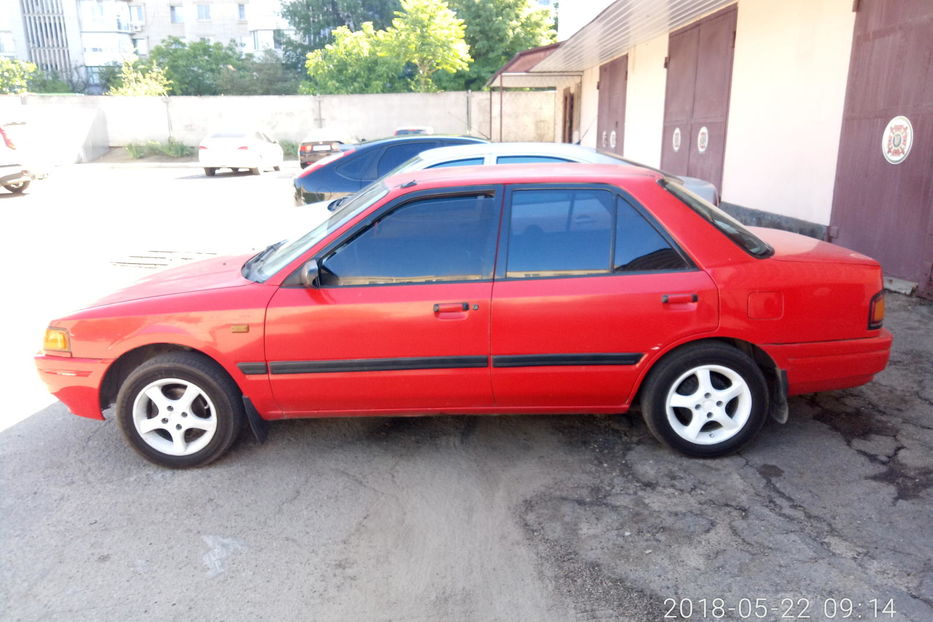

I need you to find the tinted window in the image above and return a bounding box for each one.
[507,190,614,278]
[614,199,688,271]
[321,194,498,286]
[336,148,379,181]
[428,157,484,168]
[496,155,572,165]
[660,178,773,258]
[376,142,436,176]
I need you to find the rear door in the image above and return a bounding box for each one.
[490,185,719,409]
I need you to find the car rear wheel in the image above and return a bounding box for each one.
[204,167,216,176]
[640,342,768,457]
[4,180,29,194]
[249,167,261,175]
[116,352,244,468]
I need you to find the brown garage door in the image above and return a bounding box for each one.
[596,55,627,155]
[660,5,737,192]
[830,0,933,297]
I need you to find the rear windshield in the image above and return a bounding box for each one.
[659,178,773,258]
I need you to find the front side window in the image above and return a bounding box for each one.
[506,188,688,278]
[428,157,484,169]
[320,193,498,286]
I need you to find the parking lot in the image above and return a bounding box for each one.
[1,164,931,621]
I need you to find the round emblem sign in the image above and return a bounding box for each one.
[882,115,913,165]
[697,126,709,154]
[672,128,682,152]
[609,130,617,150]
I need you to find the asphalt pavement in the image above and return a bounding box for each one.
[0,164,930,621]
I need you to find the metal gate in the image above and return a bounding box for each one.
[596,55,627,155]
[830,0,933,297]
[660,5,737,193]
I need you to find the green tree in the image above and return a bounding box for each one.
[280,0,399,70]
[149,37,244,95]
[0,58,37,94]
[217,50,301,95]
[302,22,407,94]
[107,60,172,96]
[302,0,471,94]
[388,0,471,92]
[442,0,555,91]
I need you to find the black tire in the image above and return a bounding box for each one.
[4,180,29,194]
[640,342,769,457]
[249,167,261,175]
[204,167,216,177]
[273,165,281,171]
[115,352,245,468]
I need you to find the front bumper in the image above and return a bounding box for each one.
[762,329,893,396]
[34,354,111,420]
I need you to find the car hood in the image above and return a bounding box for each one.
[92,253,255,307]
[750,227,878,266]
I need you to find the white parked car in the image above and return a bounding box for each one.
[198,131,284,176]
[390,142,721,205]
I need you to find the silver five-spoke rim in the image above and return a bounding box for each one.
[665,364,752,445]
[132,378,218,456]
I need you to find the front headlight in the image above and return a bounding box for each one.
[42,327,71,356]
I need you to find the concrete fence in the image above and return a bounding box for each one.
[0,91,556,165]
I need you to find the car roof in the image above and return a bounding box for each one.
[382,162,660,192]
[353,134,487,150]
[412,142,610,163]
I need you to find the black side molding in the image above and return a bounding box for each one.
[269,356,489,375]
[237,362,268,375]
[493,353,643,368]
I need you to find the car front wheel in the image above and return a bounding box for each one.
[640,342,768,457]
[116,352,244,468]
[4,180,29,194]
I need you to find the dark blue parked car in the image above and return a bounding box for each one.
[293,135,487,205]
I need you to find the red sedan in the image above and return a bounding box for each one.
[35,165,892,467]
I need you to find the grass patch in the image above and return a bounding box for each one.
[125,138,195,159]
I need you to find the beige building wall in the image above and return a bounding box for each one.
[622,33,667,168]
[721,0,856,223]
[578,65,600,148]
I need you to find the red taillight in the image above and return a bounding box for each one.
[237,145,249,150]
[299,144,313,152]
[198,145,207,150]
[868,291,885,329]
[296,148,354,178]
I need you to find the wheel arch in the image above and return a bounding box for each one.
[633,336,781,408]
[99,343,241,412]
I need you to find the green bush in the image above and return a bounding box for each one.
[279,139,298,160]
[125,139,194,159]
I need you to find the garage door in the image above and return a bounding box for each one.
[829,0,933,297]
[596,55,627,155]
[660,5,737,192]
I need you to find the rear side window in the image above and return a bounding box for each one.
[660,178,773,258]
[376,142,436,176]
[506,188,689,278]
[321,193,499,286]
[336,149,378,181]
[496,155,572,165]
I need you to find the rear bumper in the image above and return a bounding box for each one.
[762,329,893,396]
[34,355,111,420]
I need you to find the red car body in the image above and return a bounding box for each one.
[35,164,891,464]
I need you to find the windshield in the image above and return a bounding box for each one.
[243,182,389,281]
[659,178,773,258]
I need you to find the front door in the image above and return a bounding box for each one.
[490,186,719,409]
[265,190,500,415]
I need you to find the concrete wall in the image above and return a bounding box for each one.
[622,33,668,168]
[578,65,600,148]
[0,90,555,161]
[721,0,855,225]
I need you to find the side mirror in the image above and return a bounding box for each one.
[300,259,321,288]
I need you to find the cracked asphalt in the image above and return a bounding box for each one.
[1,166,930,621]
